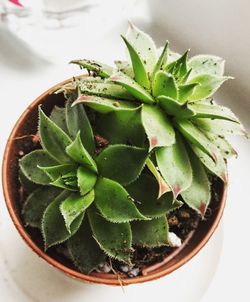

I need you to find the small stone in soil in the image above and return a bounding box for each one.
[168,232,182,248]
[128,268,140,278]
[96,263,111,273]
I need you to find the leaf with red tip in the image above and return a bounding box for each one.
[181,151,211,218]
[141,104,175,151]
[156,133,192,198]
[176,119,219,162]
[146,158,171,198]
[190,144,227,182]
[126,173,182,218]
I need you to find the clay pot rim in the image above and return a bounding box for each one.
[2,77,227,286]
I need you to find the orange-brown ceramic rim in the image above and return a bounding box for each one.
[2,78,227,286]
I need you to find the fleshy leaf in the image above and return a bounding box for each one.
[178,83,200,103]
[164,50,189,80]
[49,106,69,134]
[114,60,134,77]
[60,190,94,232]
[94,177,148,223]
[181,151,211,217]
[19,150,57,185]
[66,132,97,173]
[126,23,158,75]
[39,107,72,163]
[188,103,239,123]
[96,145,148,185]
[188,74,230,101]
[41,191,84,249]
[193,118,248,137]
[95,106,145,147]
[79,81,134,100]
[176,119,219,162]
[70,59,114,78]
[19,170,39,193]
[205,133,237,158]
[50,177,78,191]
[126,173,182,218]
[188,55,225,77]
[110,72,155,104]
[131,217,169,247]
[191,144,227,182]
[67,218,105,274]
[141,104,175,150]
[151,41,169,80]
[38,164,76,181]
[121,35,150,89]
[22,186,62,228]
[77,166,97,195]
[66,99,95,155]
[158,95,195,118]
[146,158,171,198]
[152,71,178,99]
[88,206,132,263]
[73,95,138,114]
[156,133,192,198]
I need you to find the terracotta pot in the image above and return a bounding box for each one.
[2,78,227,286]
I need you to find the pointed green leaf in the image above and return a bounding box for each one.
[188,103,239,123]
[88,206,132,263]
[19,150,57,185]
[68,218,105,274]
[96,145,148,185]
[178,83,200,103]
[50,177,78,191]
[38,164,76,181]
[191,144,227,182]
[79,81,134,100]
[156,133,192,198]
[94,178,148,223]
[19,170,39,193]
[95,107,145,147]
[176,120,219,162]
[77,166,97,196]
[188,55,225,77]
[70,59,114,78]
[60,190,94,232]
[181,151,211,217]
[73,95,138,114]
[126,23,158,75]
[165,50,189,79]
[66,132,97,173]
[126,173,182,218]
[22,186,62,228]
[121,35,150,89]
[114,60,134,77]
[158,95,195,118]
[151,41,169,81]
[146,158,171,198]
[66,99,95,155]
[205,133,237,158]
[141,104,175,150]
[152,71,178,99]
[187,74,231,101]
[192,118,248,137]
[49,106,69,134]
[39,107,72,163]
[110,72,155,104]
[131,217,169,247]
[41,191,84,249]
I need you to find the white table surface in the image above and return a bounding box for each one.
[0,1,249,301]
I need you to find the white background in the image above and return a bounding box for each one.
[0,1,249,301]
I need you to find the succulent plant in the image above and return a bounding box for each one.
[20,24,246,275]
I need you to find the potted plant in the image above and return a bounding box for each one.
[2,24,246,285]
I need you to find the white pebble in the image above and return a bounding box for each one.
[168,232,182,247]
[128,268,140,277]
